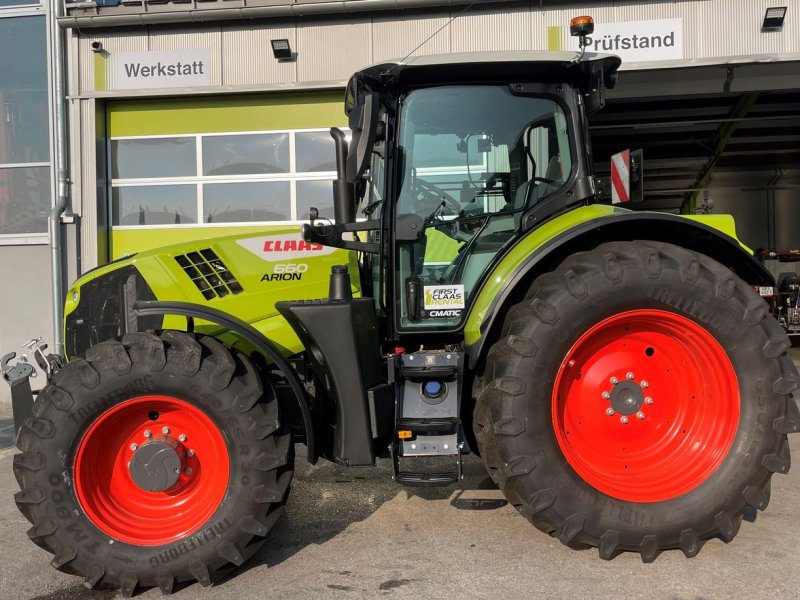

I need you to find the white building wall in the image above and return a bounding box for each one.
[221,22,298,85]
[0,246,54,408]
[296,17,373,82]
[72,0,800,97]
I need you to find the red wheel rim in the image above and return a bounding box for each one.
[552,309,739,503]
[74,396,229,546]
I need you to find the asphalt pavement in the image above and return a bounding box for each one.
[1,352,799,600]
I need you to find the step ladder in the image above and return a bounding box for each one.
[389,417,464,486]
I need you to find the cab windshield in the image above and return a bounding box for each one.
[394,85,573,329]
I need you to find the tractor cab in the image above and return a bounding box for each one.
[304,51,621,337]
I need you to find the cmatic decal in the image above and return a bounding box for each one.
[237,235,337,262]
[427,309,463,318]
[423,285,465,310]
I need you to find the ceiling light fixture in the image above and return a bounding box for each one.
[270,39,293,61]
[762,6,787,31]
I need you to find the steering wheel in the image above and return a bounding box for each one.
[412,177,462,216]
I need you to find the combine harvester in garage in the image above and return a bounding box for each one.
[4,16,798,596]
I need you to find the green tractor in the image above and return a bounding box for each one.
[5,30,799,597]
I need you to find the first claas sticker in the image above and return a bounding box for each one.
[423,285,465,310]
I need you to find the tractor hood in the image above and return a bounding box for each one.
[64,227,357,358]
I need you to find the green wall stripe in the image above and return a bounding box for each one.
[94,52,107,92]
[108,91,347,137]
[548,26,563,51]
[111,225,286,259]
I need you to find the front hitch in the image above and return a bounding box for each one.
[1,338,65,436]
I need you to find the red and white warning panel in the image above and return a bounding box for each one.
[610,148,630,204]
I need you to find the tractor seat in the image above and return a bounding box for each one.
[513,155,564,211]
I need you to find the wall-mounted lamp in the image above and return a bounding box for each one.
[90,41,104,53]
[270,39,293,61]
[762,6,787,31]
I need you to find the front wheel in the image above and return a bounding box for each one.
[474,241,800,561]
[14,331,293,595]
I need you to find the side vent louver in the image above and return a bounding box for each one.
[175,249,243,300]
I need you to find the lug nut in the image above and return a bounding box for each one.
[162,426,170,434]
[645,397,654,405]
[620,416,629,424]
[602,391,611,399]
[641,381,649,388]
[610,376,619,384]
[178,434,187,442]
[187,449,195,458]
[636,411,646,420]
[185,467,192,475]
[143,430,152,438]
[606,408,615,416]
[130,443,138,451]
[626,372,634,380]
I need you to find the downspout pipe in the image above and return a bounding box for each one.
[50,0,70,356]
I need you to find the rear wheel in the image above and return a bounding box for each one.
[475,241,800,561]
[14,331,293,595]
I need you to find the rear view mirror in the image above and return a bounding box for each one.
[346,91,380,183]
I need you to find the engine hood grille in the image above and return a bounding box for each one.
[175,249,243,300]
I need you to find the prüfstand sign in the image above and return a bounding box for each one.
[111,49,212,90]
[568,19,683,63]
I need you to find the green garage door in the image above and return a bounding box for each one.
[107,91,346,259]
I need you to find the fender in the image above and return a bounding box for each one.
[133,300,317,462]
[464,207,774,369]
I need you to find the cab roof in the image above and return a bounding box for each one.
[352,51,622,89]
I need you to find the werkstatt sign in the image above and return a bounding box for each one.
[568,19,683,63]
[110,49,212,90]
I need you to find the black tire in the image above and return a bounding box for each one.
[474,241,800,561]
[13,330,293,596]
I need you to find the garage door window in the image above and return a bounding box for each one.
[111,138,196,179]
[112,185,197,226]
[202,133,290,176]
[110,128,341,228]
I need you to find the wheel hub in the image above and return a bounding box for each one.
[128,436,185,492]
[608,380,645,416]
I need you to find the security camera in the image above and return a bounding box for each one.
[90,41,103,53]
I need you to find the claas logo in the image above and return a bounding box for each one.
[237,234,337,262]
[262,239,323,252]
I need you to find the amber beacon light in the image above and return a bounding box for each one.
[570,15,595,38]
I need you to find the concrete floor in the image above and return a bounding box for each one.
[1,349,798,600]
[1,437,799,600]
